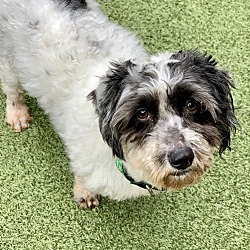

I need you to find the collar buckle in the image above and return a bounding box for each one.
[146,185,155,196]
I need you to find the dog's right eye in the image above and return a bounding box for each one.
[136,108,150,121]
[185,99,200,115]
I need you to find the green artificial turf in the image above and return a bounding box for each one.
[0,0,250,249]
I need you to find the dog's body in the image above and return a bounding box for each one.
[0,0,237,208]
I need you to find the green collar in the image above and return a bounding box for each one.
[116,157,125,175]
[115,157,157,196]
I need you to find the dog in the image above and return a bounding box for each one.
[0,0,237,209]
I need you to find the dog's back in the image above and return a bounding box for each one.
[0,0,82,102]
[0,0,147,105]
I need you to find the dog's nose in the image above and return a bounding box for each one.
[168,147,194,170]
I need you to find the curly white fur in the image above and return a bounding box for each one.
[0,0,151,200]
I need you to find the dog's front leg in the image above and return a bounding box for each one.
[73,176,101,209]
[0,58,31,132]
[4,91,31,132]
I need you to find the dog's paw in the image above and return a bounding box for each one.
[5,103,32,132]
[73,177,101,209]
[76,193,101,209]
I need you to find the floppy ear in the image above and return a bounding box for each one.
[207,68,238,155]
[88,60,138,160]
[171,50,238,154]
[194,54,238,154]
[192,51,238,154]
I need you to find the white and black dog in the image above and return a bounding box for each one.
[0,0,237,208]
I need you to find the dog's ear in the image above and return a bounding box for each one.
[173,50,238,154]
[88,60,138,160]
[210,70,238,155]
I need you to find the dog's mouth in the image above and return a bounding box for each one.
[170,169,190,177]
[155,168,204,191]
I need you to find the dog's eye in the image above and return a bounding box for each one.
[136,108,149,121]
[186,99,199,114]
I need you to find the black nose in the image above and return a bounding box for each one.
[168,147,194,170]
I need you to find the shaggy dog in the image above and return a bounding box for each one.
[0,0,237,208]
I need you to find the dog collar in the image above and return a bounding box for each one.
[115,157,157,196]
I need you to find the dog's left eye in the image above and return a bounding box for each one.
[186,99,199,114]
[136,108,150,121]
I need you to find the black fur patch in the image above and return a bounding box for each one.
[112,91,159,145]
[170,50,238,154]
[170,83,215,125]
[88,60,161,160]
[88,61,138,159]
[57,0,88,11]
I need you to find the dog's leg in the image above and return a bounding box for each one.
[0,58,31,132]
[4,89,31,132]
[73,176,101,209]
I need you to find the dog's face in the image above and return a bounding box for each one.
[89,50,237,190]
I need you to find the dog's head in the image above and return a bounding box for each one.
[88,50,237,190]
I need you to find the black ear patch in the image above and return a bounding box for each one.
[88,60,138,159]
[205,68,237,155]
[171,50,238,154]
